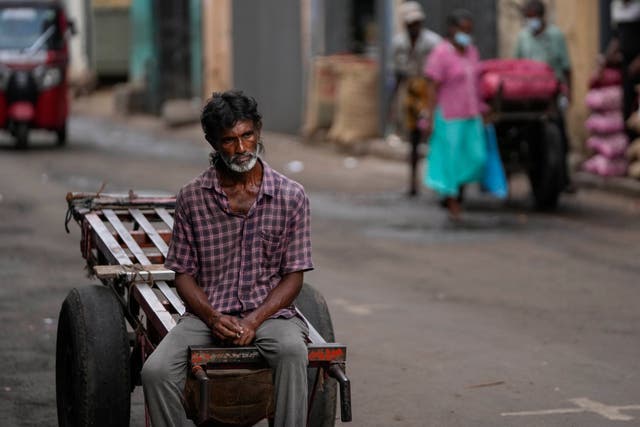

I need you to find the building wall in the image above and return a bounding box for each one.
[202,0,232,97]
[553,0,600,152]
[232,0,304,134]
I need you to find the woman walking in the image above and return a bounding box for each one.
[422,9,487,220]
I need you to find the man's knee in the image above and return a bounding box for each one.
[272,336,308,364]
[141,353,168,388]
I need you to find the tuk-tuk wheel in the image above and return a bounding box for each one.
[529,121,563,210]
[295,283,338,427]
[14,123,28,150]
[56,124,67,146]
[56,285,131,427]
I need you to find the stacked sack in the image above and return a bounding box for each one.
[582,69,628,177]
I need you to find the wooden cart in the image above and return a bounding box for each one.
[57,192,351,427]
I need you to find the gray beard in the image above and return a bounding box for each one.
[219,150,259,173]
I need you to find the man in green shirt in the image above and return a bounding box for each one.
[515,0,572,90]
[515,0,574,192]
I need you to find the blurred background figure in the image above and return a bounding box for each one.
[514,0,574,192]
[391,1,441,197]
[422,9,487,220]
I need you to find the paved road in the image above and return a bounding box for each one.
[1,113,639,427]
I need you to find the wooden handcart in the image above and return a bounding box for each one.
[57,192,352,427]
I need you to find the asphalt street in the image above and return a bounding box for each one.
[1,111,639,427]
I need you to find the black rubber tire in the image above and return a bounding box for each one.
[295,283,338,427]
[529,121,563,210]
[56,123,67,147]
[14,123,28,150]
[56,285,131,427]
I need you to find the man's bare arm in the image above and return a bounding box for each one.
[174,272,242,341]
[234,271,304,345]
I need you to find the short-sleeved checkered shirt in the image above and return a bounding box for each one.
[165,160,313,319]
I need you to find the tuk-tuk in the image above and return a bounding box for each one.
[0,0,73,149]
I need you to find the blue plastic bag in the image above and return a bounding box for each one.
[481,124,508,199]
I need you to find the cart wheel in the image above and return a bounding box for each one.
[295,283,338,427]
[529,121,563,210]
[14,123,28,150]
[56,285,131,427]
[56,123,67,147]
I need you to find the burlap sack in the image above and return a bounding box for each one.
[627,111,640,134]
[303,55,360,138]
[628,161,640,179]
[327,59,380,145]
[626,138,640,160]
[183,369,274,427]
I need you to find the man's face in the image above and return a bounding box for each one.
[216,120,260,173]
[406,21,422,39]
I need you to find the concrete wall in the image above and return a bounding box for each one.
[202,0,232,97]
[232,0,304,134]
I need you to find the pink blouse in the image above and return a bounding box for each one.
[424,41,484,120]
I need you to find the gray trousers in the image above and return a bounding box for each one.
[141,314,309,427]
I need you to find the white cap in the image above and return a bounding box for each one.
[400,1,425,24]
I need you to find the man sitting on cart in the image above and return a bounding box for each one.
[141,90,314,427]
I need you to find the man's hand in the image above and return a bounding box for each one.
[233,317,260,346]
[208,313,244,342]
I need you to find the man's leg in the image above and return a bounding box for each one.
[408,128,422,197]
[254,316,309,427]
[141,315,214,427]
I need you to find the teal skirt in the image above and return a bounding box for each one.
[424,109,487,197]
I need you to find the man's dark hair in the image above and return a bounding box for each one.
[446,8,473,29]
[201,90,262,146]
[523,0,545,16]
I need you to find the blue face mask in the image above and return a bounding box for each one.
[526,17,542,33]
[454,32,472,48]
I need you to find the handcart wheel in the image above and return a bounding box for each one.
[14,123,28,150]
[295,283,338,427]
[56,123,67,147]
[56,285,131,427]
[529,121,563,210]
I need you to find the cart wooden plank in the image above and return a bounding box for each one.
[155,208,174,230]
[156,281,186,315]
[132,282,176,335]
[93,264,175,280]
[103,209,151,265]
[129,208,169,257]
[85,212,132,266]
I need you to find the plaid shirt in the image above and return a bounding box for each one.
[165,161,313,318]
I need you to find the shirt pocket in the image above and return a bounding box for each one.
[258,230,285,274]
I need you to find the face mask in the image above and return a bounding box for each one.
[454,32,472,48]
[526,17,542,33]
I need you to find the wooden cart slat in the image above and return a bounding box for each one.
[93,265,176,281]
[85,212,133,266]
[129,208,169,257]
[157,281,186,315]
[155,207,174,229]
[103,209,152,265]
[132,282,176,335]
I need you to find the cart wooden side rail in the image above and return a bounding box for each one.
[63,192,352,426]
